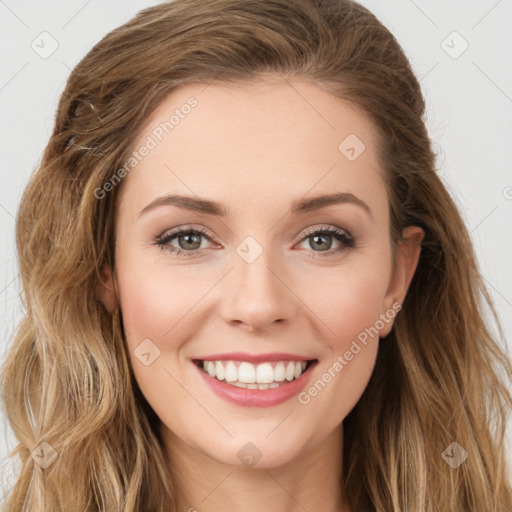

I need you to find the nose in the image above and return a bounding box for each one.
[219,245,296,333]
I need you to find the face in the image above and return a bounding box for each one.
[99,76,422,469]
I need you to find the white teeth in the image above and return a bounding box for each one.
[274,362,286,381]
[238,362,256,383]
[215,361,225,381]
[256,362,274,384]
[285,362,295,381]
[198,359,311,388]
[225,361,238,382]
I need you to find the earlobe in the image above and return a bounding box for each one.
[380,225,424,337]
[96,263,118,313]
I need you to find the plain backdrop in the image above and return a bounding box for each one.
[1,0,511,501]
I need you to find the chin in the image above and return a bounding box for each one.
[197,429,310,469]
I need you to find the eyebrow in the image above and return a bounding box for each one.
[138,192,372,218]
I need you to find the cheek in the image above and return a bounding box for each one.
[114,250,216,404]
[297,277,384,424]
[115,255,201,423]
[319,279,385,338]
[304,255,392,347]
[116,253,198,348]
[294,252,392,417]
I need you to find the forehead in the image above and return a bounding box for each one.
[116,78,386,219]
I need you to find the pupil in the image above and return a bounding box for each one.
[180,233,200,250]
[311,234,332,251]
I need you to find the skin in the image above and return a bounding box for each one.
[98,75,423,512]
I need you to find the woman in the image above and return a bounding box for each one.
[2,0,511,510]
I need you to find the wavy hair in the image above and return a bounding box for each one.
[2,0,511,510]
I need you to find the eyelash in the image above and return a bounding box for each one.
[154,225,355,258]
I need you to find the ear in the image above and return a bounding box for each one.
[379,225,424,337]
[96,263,118,313]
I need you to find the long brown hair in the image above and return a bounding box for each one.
[2,0,511,510]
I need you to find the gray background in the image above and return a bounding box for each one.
[1,0,511,499]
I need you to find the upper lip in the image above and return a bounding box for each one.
[193,352,315,363]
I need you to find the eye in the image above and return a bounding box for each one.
[154,224,355,258]
[296,226,355,257]
[155,226,214,256]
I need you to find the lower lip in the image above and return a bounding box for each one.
[194,360,317,408]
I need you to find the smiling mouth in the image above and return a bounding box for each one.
[192,359,317,390]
